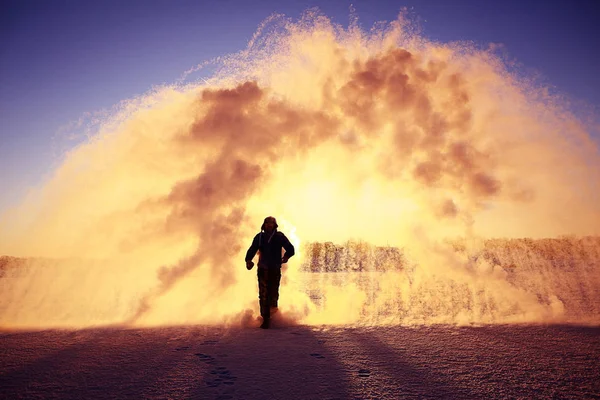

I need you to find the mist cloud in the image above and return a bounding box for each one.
[1,9,598,328]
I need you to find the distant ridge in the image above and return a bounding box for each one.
[299,236,600,272]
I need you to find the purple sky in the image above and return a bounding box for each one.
[1,0,599,212]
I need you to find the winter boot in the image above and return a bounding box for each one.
[260,318,270,329]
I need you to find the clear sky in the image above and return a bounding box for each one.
[1,0,599,213]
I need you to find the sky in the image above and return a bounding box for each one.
[1,0,599,213]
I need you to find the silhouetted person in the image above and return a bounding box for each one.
[245,216,295,329]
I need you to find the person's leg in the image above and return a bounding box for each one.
[268,268,282,309]
[257,268,270,323]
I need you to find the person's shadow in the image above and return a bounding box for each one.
[190,319,352,400]
[0,323,352,400]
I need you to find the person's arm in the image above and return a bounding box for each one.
[280,233,295,263]
[245,234,259,269]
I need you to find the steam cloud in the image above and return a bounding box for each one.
[1,10,599,328]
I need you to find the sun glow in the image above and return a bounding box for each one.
[1,10,599,329]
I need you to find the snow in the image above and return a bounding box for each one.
[1,321,599,399]
[2,237,600,398]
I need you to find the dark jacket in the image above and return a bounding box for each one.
[245,230,295,269]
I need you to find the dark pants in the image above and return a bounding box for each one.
[257,267,281,320]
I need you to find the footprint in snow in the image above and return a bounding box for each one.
[195,353,216,364]
[206,367,237,387]
[358,369,371,378]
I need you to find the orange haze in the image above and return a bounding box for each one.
[1,11,599,329]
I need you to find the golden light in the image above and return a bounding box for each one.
[1,10,598,329]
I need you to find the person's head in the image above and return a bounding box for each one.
[261,216,278,232]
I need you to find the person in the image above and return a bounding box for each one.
[245,216,295,329]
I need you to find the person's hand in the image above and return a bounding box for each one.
[246,261,254,270]
[281,257,289,264]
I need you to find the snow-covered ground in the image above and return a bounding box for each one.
[1,320,599,399]
[2,237,599,398]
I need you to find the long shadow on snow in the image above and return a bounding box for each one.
[347,326,496,399]
[0,325,219,399]
[349,324,600,399]
[190,322,353,400]
[0,323,353,400]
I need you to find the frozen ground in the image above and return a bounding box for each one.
[1,238,599,399]
[1,321,599,399]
